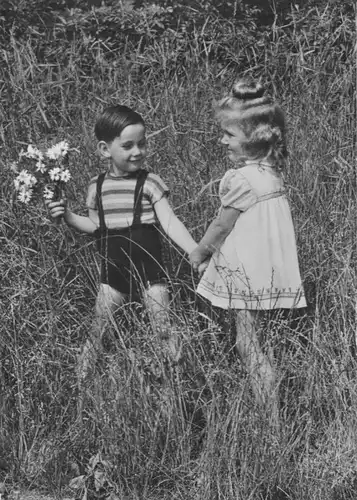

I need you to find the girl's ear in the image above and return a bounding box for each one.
[97,141,111,158]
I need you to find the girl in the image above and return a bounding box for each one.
[190,78,306,422]
[48,105,197,382]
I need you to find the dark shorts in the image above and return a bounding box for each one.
[95,224,166,296]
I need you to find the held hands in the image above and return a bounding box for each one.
[189,247,210,276]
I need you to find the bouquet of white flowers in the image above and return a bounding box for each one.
[11,140,71,204]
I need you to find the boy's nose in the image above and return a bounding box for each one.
[221,135,227,145]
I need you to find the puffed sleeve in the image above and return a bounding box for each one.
[145,173,170,205]
[86,176,98,210]
[219,170,256,211]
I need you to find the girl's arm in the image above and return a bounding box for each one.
[46,200,97,234]
[154,196,197,254]
[189,206,240,269]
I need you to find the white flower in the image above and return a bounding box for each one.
[25,144,43,160]
[60,169,71,182]
[18,188,33,204]
[16,169,32,185]
[12,140,71,205]
[46,141,69,160]
[28,174,37,187]
[49,167,62,181]
[36,160,46,173]
[43,186,55,200]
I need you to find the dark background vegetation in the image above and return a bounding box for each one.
[0,0,355,499]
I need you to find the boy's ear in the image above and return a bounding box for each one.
[97,141,111,158]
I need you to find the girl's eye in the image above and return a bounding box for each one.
[138,141,146,148]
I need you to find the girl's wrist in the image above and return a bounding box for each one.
[196,243,212,260]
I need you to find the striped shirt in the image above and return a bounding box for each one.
[86,170,169,229]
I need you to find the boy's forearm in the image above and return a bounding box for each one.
[155,198,197,254]
[162,216,197,254]
[64,210,97,234]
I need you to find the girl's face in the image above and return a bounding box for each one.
[101,123,147,176]
[220,121,247,163]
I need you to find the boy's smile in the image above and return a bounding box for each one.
[101,123,147,176]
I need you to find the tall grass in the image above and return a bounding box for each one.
[0,3,355,499]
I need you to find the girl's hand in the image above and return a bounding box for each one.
[197,259,210,277]
[45,198,67,220]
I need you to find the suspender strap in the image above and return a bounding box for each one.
[95,172,107,232]
[95,169,149,232]
[132,170,148,225]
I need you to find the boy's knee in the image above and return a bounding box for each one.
[95,284,125,318]
[145,283,170,306]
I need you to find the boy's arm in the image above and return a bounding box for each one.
[46,200,97,234]
[65,210,97,234]
[189,206,240,268]
[88,208,100,229]
[154,197,197,254]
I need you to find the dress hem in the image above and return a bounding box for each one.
[197,283,307,311]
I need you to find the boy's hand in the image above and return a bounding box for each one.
[45,198,67,219]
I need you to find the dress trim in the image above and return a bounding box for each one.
[198,280,306,309]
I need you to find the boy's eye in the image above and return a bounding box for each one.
[121,140,146,150]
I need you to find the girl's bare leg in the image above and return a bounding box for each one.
[143,283,181,362]
[77,284,126,383]
[235,309,279,425]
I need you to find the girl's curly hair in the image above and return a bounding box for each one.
[214,77,287,171]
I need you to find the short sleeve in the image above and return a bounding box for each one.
[86,176,98,210]
[144,173,170,205]
[219,170,256,212]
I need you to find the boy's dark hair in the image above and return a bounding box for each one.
[94,105,145,142]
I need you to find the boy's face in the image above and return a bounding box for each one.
[100,123,147,176]
[220,120,247,162]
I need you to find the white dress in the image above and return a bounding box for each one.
[197,161,306,310]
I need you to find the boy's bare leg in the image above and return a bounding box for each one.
[77,284,126,384]
[143,283,181,363]
[235,309,279,426]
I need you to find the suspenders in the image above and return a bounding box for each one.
[95,169,149,233]
[94,169,164,294]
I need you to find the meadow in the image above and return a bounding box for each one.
[0,1,355,499]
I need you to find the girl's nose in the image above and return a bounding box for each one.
[221,135,227,145]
